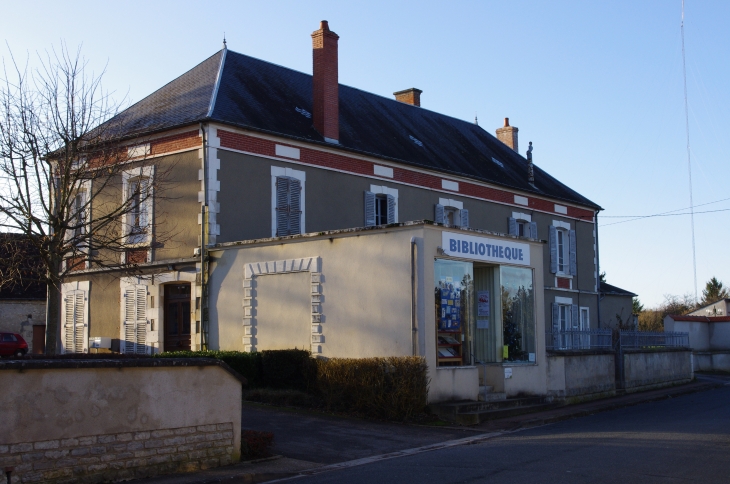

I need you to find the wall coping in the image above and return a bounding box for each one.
[0,357,247,385]
[547,350,615,357]
[622,348,691,354]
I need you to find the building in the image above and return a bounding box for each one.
[0,234,46,353]
[599,281,638,330]
[62,21,636,400]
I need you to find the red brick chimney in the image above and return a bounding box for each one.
[393,88,422,107]
[496,117,518,152]
[312,21,339,144]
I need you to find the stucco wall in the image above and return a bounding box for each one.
[623,349,693,392]
[694,351,730,372]
[0,361,242,483]
[547,352,615,399]
[0,300,45,351]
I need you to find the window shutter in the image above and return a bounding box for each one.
[74,292,85,353]
[569,229,577,276]
[508,217,517,235]
[571,304,579,330]
[434,204,445,224]
[135,286,147,354]
[529,222,538,239]
[459,209,469,228]
[275,177,290,236]
[364,191,376,227]
[549,225,558,274]
[386,194,396,224]
[123,285,148,355]
[63,292,75,354]
[551,303,560,349]
[289,178,302,235]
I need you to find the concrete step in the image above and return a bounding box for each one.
[454,403,558,425]
[478,386,506,402]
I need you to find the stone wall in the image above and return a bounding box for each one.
[1,423,234,483]
[0,300,45,352]
[547,351,616,402]
[0,359,243,483]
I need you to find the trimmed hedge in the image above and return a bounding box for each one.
[155,350,429,421]
[315,356,428,421]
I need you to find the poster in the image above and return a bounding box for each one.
[438,279,461,331]
[477,290,490,317]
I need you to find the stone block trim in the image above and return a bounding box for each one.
[0,422,235,484]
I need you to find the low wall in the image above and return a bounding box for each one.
[0,358,243,483]
[623,349,693,392]
[429,366,479,402]
[694,350,730,373]
[547,351,616,402]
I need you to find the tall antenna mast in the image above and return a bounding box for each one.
[681,0,698,302]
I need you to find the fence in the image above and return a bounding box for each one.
[545,329,613,351]
[619,331,689,349]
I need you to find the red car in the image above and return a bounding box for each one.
[0,333,28,358]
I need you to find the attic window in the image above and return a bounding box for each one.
[295,107,312,119]
[409,135,423,147]
[492,157,504,168]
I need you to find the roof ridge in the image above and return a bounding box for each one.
[207,47,228,118]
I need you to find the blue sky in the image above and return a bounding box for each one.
[3,1,728,307]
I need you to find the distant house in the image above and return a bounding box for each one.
[599,282,637,330]
[0,234,46,353]
[665,298,730,373]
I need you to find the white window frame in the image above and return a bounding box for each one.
[271,166,306,237]
[552,220,571,276]
[512,212,531,237]
[122,166,155,247]
[439,198,463,227]
[580,307,590,330]
[371,185,398,223]
[61,281,90,354]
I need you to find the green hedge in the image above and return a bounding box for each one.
[315,356,429,421]
[155,350,429,421]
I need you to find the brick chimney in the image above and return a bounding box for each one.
[496,117,518,152]
[312,21,339,144]
[393,88,422,107]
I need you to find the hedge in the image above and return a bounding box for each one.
[155,350,429,421]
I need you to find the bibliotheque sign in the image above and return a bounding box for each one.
[441,231,530,266]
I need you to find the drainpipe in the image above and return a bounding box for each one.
[410,237,417,356]
[595,211,601,329]
[200,123,209,350]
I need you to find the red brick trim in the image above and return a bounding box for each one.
[150,130,201,155]
[557,277,571,289]
[217,129,596,221]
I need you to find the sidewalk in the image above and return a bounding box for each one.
[131,375,726,483]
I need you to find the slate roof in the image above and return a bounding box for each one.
[600,281,637,297]
[114,48,600,210]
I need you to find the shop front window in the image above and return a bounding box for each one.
[434,259,473,367]
[501,266,536,363]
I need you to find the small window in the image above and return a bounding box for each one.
[445,207,458,226]
[435,198,468,228]
[580,307,589,330]
[128,178,150,244]
[517,221,526,237]
[557,229,566,273]
[2,334,17,342]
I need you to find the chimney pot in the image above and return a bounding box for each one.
[312,20,340,143]
[496,118,519,152]
[393,88,423,107]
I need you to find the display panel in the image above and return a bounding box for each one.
[500,266,536,363]
[434,259,473,366]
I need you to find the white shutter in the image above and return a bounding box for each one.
[123,285,148,354]
[289,178,302,235]
[74,292,85,353]
[434,204,445,224]
[459,209,469,228]
[508,217,517,235]
[549,226,558,274]
[275,177,290,236]
[386,194,396,224]
[364,191,376,227]
[569,229,577,276]
[64,292,75,354]
[63,289,87,354]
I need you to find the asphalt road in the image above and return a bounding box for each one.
[292,382,730,484]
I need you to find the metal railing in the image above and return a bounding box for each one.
[619,331,689,349]
[545,329,613,351]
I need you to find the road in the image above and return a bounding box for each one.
[290,380,730,484]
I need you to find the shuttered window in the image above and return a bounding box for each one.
[365,191,396,226]
[275,176,302,236]
[63,290,87,354]
[509,215,537,239]
[123,285,148,355]
[435,203,468,228]
[549,225,577,275]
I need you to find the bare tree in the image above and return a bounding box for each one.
[0,45,174,354]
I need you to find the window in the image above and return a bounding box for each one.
[508,213,536,238]
[551,298,582,349]
[580,307,589,330]
[364,185,397,227]
[549,221,575,275]
[501,266,536,362]
[271,167,305,236]
[61,281,89,354]
[435,198,468,228]
[123,167,154,246]
[72,191,86,239]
